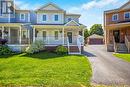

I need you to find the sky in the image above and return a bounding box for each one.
[15,0,129,29]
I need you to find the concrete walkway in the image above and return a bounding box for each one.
[84,45,130,85]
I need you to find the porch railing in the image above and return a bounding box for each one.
[125,35,130,53]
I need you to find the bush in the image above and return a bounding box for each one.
[0,39,8,45]
[26,40,45,54]
[56,45,68,55]
[0,45,12,55]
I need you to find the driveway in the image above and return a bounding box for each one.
[84,45,130,85]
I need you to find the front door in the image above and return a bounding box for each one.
[67,32,72,43]
[113,30,120,43]
[10,29,19,44]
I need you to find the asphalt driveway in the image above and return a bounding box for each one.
[84,45,130,85]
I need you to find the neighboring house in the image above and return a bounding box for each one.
[86,34,104,45]
[104,1,130,53]
[0,0,85,54]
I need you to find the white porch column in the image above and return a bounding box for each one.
[33,27,36,42]
[8,27,11,43]
[82,28,85,45]
[2,26,4,39]
[19,26,22,44]
[62,27,64,45]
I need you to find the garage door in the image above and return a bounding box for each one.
[89,38,104,45]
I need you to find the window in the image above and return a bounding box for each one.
[54,31,59,40]
[22,31,27,38]
[112,14,118,21]
[20,13,25,20]
[54,15,58,21]
[2,2,7,13]
[43,15,47,21]
[68,18,72,22]
[124,12,130,19]
[43,31,47,40]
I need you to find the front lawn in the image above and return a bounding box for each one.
[0,52,92,87]
[114,53,130,62]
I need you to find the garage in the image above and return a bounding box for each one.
[87,34,104,45]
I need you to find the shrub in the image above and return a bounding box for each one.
[56,45,68,55]
[0,39,8,45]
[0,45,12,55]
[26,40,45,54]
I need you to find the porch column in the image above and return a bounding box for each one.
[19,26,22,44]
[62,27,64,45]
[82,28,84,45]
[8,27,11,44]
[33,27,36,42]
[2,26,4,39]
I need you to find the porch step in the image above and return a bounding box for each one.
[69,46,80,52]
[69,52,81,55]
[117,43,128,53]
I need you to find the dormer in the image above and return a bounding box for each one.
[35,3,65,24]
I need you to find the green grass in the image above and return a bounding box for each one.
[0,52,92,87]
[114,53,130,62]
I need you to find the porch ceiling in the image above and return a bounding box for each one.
[32,25,85,29]
[105,22,130,30]
[0,23,22,27]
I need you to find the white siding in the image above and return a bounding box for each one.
[37,13,64,24]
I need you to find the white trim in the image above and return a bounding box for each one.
[112,14,118,21]
[33,27,36,42]
[19,26,22,44]
[28,13,30,22]
[2,26,4,39]
[20,13,26,21]
[65,20,80,26]
[124,12,130,19]
[62,27,64,45]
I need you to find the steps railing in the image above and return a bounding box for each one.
[113,36,117,52]
[125,35,130,53]
[67,37,70,54]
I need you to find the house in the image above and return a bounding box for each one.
[86,34,104,45]
[0,0,85,54]
[104,0,130,53]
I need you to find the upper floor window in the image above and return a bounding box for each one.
[43,15,47,21]
[54,15,58,21]
[112,14,118,21]
[124,12,130,19]
[20,13,25,20]
[68,18,72,22]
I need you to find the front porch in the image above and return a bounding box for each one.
[105,25,130,52]
[0,23,31,51]
[32,25,85,54]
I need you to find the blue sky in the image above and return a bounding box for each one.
[15,0,129,28]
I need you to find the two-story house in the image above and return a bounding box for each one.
[104,0,130,53]
[0,0,85,54]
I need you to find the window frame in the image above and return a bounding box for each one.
[42,31,47,41]
[54,31,59,40]
[42,14,47,21]
[112,14,118,21]
[124,12,130,19]
[20,13,26,21]
[54,15,59,21]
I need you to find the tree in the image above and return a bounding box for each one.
[89,24,104,36]
[84,29,89,39]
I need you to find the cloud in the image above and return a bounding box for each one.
[15,0,41,10]
[82,0,119,10]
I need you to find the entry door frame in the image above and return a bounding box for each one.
[67,31,73,44]
[113,30,120,43]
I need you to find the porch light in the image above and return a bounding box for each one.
[60,31,62,33]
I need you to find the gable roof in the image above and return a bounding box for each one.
[105,1,130,14]
[120,1,130,10]
[88,34,104,39]
[65,20,80,26]
[36,3,64,11]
